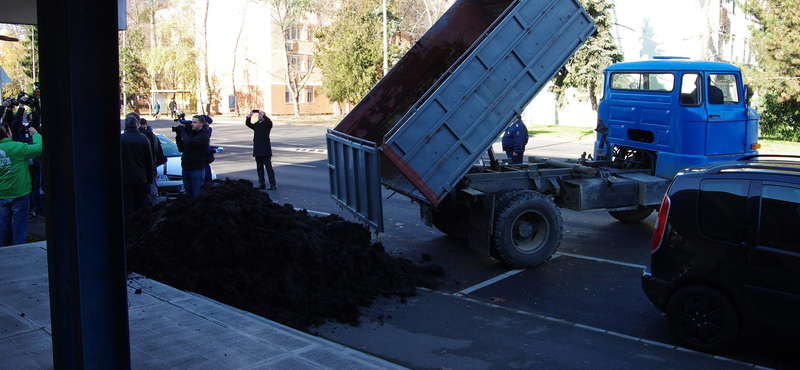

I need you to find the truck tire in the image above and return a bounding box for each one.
[608,206,654,223]
[491,190,562,268]
[432,198,470,241]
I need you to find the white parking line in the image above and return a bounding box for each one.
[554,252,647,269]
[454,253,643,298]
[423,288,769,370]
[294,208,331,216]
[222,144,327,154]
[455,269,524,296]
[273,162,315,168]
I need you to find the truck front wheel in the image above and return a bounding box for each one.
[608,206,654,223]
[492,191,563,268]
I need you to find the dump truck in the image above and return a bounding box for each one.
[326,0,760,268]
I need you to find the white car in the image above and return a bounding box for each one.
[155,133,216,195]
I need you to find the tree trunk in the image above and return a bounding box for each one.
[589,81,598,111]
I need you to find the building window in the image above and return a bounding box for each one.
[307,56,313,71]
[286,25,300,40]
[285,86,292,104]
[306,86,314,104]
[289,55,300,70]
[306,26,314,41]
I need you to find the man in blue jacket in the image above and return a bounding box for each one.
[501,117,529,164]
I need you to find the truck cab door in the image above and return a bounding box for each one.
[705,73,748,155]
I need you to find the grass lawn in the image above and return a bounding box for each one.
[759,139,800,154]
[528,125,595,140]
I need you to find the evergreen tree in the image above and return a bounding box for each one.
[120,28,149,106]
[548,0,623,112]
[743,0,800,141]
[314,0,400,108]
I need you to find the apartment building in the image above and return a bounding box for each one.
[197,0,333,116]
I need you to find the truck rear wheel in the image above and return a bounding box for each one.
[491,191,562,268]
[608,206,654,223]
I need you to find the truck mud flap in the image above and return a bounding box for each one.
[326,130,384,232]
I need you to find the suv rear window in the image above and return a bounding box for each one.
[759,184,800,253]
[698,179,749,244]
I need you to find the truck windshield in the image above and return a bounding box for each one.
[610,73,674,92]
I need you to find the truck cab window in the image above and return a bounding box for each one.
[610,73,674,92]
[708,74,739,105]
[680,73,701,105]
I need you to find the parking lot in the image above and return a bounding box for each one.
[153,118,799,369]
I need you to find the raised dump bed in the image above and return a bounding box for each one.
[328,0,595,230]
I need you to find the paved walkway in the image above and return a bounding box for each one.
[1,242,407,369]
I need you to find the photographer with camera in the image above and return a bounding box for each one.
[173,115,210,198]
[0,122,42,246]
[245,109,276,190]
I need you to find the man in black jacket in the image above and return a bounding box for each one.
[138,118,167,204]
[121,113,154,217]
[245,110,276,190]
[175,115,210,197]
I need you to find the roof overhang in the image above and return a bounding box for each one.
[0,1,128,29]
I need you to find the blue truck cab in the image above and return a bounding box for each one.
[594,57,760,178]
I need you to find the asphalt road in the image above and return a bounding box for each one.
[148,116,799,370]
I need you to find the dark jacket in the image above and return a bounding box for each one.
[177,126,210,170]
[245,116,273,157]
[501,119,529,154]
[138,126,167,175]
[120,127,154,186]
[9,107,29,144]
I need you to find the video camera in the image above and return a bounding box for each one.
[8,83,41,108]
[171,112,191,132]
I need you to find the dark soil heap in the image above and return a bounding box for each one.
[125,179,443,331]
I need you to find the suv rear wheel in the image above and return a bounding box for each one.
[666,285,739,351]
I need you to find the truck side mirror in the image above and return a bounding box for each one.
[743,84,751,107]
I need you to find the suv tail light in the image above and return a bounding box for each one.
[651,194,671,253]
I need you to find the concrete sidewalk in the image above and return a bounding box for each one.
[1,242,407,370]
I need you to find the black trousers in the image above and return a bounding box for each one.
[255,156,276,187]
[123,183,149,218]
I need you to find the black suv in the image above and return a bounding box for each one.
[642,155,800,351]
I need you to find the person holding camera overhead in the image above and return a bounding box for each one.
[174,115,210,197]
[245,109,276,190]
